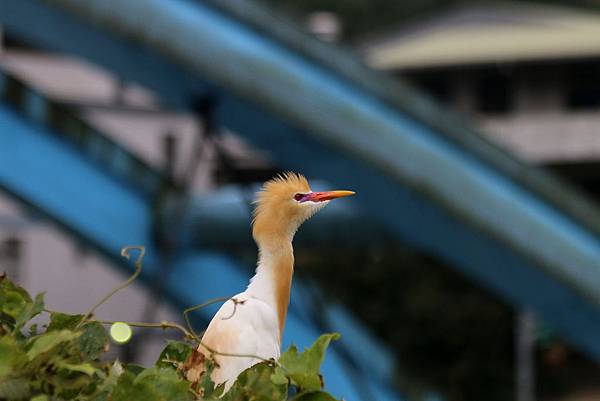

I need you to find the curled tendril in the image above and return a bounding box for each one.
[183,296,231,339]
[221,298,246,321]
[76,246,146,329]
[120,245,146,263]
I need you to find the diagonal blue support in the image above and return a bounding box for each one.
[0,104,153,258]
[0,69,171,198]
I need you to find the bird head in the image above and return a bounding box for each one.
[252,172,354,246]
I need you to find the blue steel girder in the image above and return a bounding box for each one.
[0,69,172,199]
[4,0,600,364]
[0,102,154,267]
[0,102,400,401]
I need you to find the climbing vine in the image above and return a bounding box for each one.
[0,246,340,401]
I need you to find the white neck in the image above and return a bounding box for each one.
[246,243,292,302]
[246,240,294,339]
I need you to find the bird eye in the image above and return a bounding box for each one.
[294,193,304,201]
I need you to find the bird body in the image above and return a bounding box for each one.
[187,173,354,388]
[197,293,281,385]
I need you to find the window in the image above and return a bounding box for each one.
[565,63,600,110]
[476,72,513,114]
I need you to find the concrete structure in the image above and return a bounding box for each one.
[365,2,600,168]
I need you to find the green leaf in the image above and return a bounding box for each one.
[0,336,28,377]
[90,360,123,401]
[292,390,339,401]
[110,371,151,401]
[30,294,44,321]
[213,382,226,398]
[145,367,192,400]
[77,322,108,360]
[111,368,192,401]
[28,324,38,337]
[222,362,286,401]
[0,377,30,400]
[0,311,16,328]
[47,312,84,332]
[270,368,288,385]
[124,364,145,376]
[278,333,340,391]
[279,346,321,390]
[48,368,95,395]
[26,330,80,360]
[156,341,192,368]
[0,277,31,308]
[30,394,49,401]
[55,361,98,376]
[0,278,44,330]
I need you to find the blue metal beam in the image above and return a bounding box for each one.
[4,0,600,366]
[0,69,171,198]
[0,104,153,258]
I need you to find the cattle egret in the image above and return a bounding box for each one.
[186,172,354,388]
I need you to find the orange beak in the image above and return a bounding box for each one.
[305,190,355,202]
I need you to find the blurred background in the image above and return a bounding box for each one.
[1,0,600,400]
